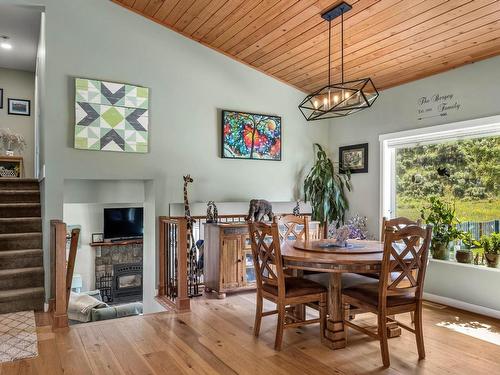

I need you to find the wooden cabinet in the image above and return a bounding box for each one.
[204,223,255,298]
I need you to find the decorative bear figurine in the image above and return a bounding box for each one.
[245,199,274,222]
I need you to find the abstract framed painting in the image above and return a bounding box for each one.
[339,143,368,173]
[74,78,149,153]
[221,110,281,161]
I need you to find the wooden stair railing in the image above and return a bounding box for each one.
[158,216,190,312]
[50,220,80,329]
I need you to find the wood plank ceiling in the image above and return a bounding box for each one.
[112,0,500,92]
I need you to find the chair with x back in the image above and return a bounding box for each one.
[342,224,432,367]
[248,221,327,350]
[277,214,310,242]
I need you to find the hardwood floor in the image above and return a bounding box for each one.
[1,292,499,374]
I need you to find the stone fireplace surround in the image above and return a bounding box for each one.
[95,243,143,300]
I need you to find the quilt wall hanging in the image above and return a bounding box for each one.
[74,78,149,153]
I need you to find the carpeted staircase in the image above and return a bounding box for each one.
[0,179,44,314]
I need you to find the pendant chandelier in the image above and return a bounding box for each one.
[299,2,379,121]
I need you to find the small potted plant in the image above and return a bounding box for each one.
[420,197,461,260]
[456,232,479,264]
[0,128,26,156]
[481,233,500,268]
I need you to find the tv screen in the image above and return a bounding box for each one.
[104,207,143,240]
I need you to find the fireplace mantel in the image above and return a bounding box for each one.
[90,239,143,247]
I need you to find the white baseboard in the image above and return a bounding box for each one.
[423,293,500,319]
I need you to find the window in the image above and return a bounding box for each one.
[380,116,500,263]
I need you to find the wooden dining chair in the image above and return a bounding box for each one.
[277,214,310,242]
[248,221,327,350]
[342,224,432,367]
[381,217,422,242]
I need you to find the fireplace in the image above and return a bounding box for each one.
[113,263,143,299]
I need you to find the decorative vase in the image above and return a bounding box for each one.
[484,253,500,268]
[455,249,473,264]
[431,241,450,260]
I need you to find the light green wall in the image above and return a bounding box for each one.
[327,56,500,313]
[0,68,35,177]
[6,0,329,299]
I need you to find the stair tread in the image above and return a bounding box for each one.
[0,267,44,276]
[0,217,41,222]
[0,190,39,194]
[0,249,43,257]
[0,232,42,238]
[0,178,38,182]
[0,203,41,207]
[0,287,44,300]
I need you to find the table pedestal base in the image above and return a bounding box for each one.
[323,320,346,349]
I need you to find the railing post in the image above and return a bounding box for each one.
[177,218,190,311]
[158,216,167,296]
[51,220,69,329]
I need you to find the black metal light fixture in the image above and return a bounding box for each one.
[298,2,379,121]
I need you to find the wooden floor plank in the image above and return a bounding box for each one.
[1,293,499,375]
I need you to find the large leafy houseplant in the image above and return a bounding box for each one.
[304,144,351,237]
[420,196,461,260]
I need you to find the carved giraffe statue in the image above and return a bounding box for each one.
[183,175,201,296]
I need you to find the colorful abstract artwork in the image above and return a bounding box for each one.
[222,110,281,160]
[74,78,149,153]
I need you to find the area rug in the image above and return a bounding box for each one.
[0,310,38,363]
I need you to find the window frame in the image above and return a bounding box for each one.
[379,115,500,235]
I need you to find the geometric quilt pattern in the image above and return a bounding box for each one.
[0,310,38,363]
[74,78,149,153]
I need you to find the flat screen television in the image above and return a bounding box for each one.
[104,207,143,241]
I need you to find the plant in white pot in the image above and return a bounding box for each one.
[304,143,351,238]
[0,129,26,156]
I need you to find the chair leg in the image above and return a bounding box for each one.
[254,292,263,337]
[414,305,425,360]
[274,302,285,351]
[378,313,390,368]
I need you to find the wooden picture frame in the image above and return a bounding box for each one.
[8,98,31,116]
[221,109,282,161]
[0,156,24,178]
[339,143,368,174]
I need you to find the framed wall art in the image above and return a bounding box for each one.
[8,99,30,116]
[221,110,281,161]
[74,78,149,153]
[339,143,368,173]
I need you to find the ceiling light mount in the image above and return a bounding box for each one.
[0,36,12,50]
[299,2,379,121]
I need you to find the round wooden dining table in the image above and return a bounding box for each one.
[281,239,400,350]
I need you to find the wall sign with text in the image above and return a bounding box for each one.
[417,93,461,121]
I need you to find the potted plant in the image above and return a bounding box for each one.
[481,233,500,268]
[456,231,479,264]
[304,143,351,238]
[0,128,26,156]
[420,197,461,260]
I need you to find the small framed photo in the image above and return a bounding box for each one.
[8,99,30,116]
[339,143,368,174]
[0,89,3,109]
[92,233,104,243]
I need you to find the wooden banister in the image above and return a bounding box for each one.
[66,228,80,307]
[157,216,190,312]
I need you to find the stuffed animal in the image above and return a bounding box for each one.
[245,199,274,222]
